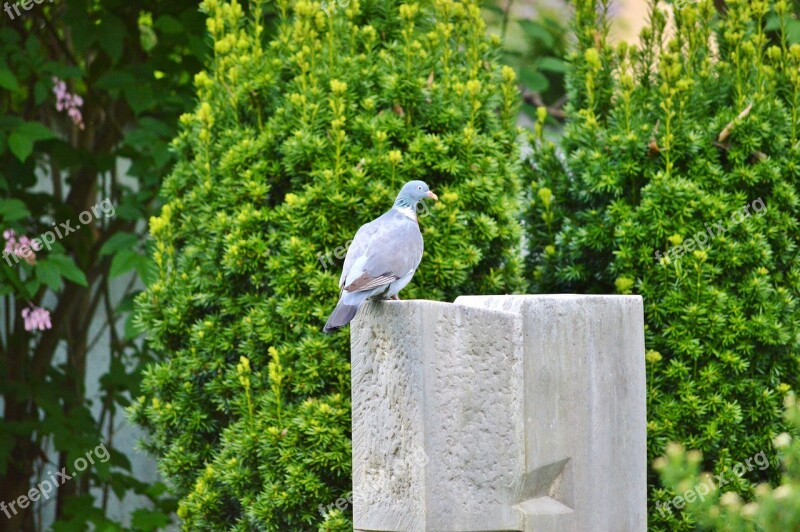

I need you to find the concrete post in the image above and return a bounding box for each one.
[350,295,646,532]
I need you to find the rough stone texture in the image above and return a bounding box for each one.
[351,295,646,532]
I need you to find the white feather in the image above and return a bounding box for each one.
[396,206,416,220]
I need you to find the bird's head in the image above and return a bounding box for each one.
[395,180,438,208]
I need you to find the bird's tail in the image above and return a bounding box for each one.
[323,300,360,334]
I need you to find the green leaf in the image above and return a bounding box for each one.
[125,84,154,115]
[8,122,56,162]
[24,278,40,295]
[34,80,50,105]
[101,355,130,390]
[65,0,93,53]
[49,254,88,287]
[765,14,780,33]
[36,260,63,291]
[144,481,169,498]
[0,67,19,92]
[97,15,126,63]
[95,70,137,91]
[8,133,33,162]
[106,246,152,283]
[114,201,143,221]
[17,121,57,141]
[154,15,183,34]
[100,232,138,256]
[517,20,554,48]
[537,56,568,73]
[124,312,143,340]
[130,508,171,530]
[0,264,31,299]
[110,449,132,471]
[519,68,549,93]
[109,249,139,279]
[116,291,139,313]
[140,25,158,52]
[0,198,31,222]
[132,255,155,285]
[787,18,800,44]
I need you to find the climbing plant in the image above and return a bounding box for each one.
[0,0,206,529]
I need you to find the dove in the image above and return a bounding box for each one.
[323,180,437,333]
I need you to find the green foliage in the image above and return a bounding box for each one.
[481,2,569,118]
[130,0,523,529]
[505,14,568,111]
[0,0,206,528]
[525,0,800,529]
[656,394,800,531]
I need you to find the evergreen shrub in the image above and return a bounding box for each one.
[130,0,524,528]
[525,0,800,529]
[656,394,800,531]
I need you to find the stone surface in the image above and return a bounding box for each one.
[351,295,646,532]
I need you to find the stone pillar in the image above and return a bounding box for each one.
[350,295,646,532]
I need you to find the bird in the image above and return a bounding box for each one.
[323,180,438,333]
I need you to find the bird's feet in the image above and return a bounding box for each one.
[392,294,401,301]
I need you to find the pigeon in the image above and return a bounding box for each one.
[323,180,438,333]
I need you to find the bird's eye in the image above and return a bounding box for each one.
[418,186,421,190]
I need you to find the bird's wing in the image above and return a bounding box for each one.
[341,210,424,294]
[340,220,377,288]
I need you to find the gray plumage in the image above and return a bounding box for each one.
[323,180,437,333]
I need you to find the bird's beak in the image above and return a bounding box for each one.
[427,191,438,201]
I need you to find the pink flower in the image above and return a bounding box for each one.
[52,77,85,130]
[3,228,15,255]
[68,108,83,126]
[3,228,38,265]
[18,235,37,250]
[22,305,52,332]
